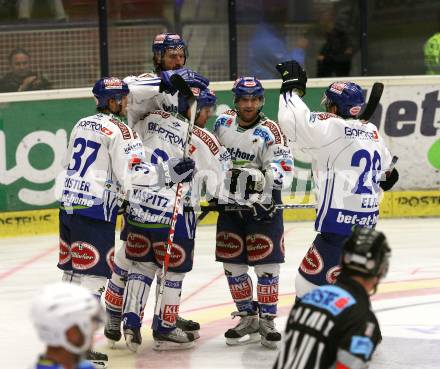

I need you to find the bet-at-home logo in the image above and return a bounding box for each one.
[0,129,67,206]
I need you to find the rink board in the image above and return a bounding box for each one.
[0,190,439,238]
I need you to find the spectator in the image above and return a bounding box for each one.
[17,0,67,22]
[249,22,308,79]
[0,48,51,92]
[424,32,440,75]
[316,0,358,77]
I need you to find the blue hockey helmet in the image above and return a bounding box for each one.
[152,33,187,64]
[197,88,216,110]
[322,81,365,118]
[232,76,264,100]
[92,77,129,109]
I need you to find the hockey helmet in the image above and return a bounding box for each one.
[197,88,217,111]
[31,282,104,355]
[232,76,265,100]
[152,33,187,63]
[322,81,364,118]
[424,32,440,74]
[342,227,391,279]
[92,77,129,109]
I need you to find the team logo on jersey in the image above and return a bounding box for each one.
[126,233,151,258]
[193,127,220,155]
[153,242,185,268]
[216,232,244,259]
[326,265,342,284]
[246,234,274,262]
[253,128,273,143]
[344,127,379,141]
[71,241,100,270]
[106,247,115,272]
[58,238,71,265]
[101,127,113,136]
[299,245,323,275]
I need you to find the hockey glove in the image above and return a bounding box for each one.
[160,68,209,94]
[275,60,307,96]
[158,157,195,188]
[227,168,265,197]
[251,198,277,221]
[380,168,399,191]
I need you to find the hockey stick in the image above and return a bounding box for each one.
[196,203,316,213]
[358,82,384,121]
[152,74,196,330]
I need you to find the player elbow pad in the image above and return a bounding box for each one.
[380,168,399,191]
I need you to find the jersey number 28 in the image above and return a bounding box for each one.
[351,149,381,195]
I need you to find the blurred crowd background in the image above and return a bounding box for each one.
[0,0,439,92]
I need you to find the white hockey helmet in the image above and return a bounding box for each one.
[31,282,104,355]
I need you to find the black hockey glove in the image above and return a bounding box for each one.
[251,198,277,221]
[275,60,307,96]
[380,168,399,191]
[227,168,265,197]
[158,157,195,188]
[160,68,209,94]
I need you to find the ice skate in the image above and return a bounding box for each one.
[104,313,122,348]
[123,327,142,352]
[86,350,108,369]
[153,327,196,351]
[176,316,201,339]
[259,316,281,349]
[224,311,260,346]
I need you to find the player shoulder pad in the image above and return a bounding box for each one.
[311,112,340,122]
[193,126,220,155]
[261,119,284,144]
[148,110,172,119]
[108,117,133,140]
[137,72,157,79]
[214,113,235,131]
[301,285,356,316]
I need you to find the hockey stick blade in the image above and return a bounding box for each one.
[358,82,384,121]
[170,74,195,99]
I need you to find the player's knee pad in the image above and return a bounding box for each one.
[223,263,254,313]
[255,264,280,317]
[295,273,319,299]
[74,273,107,298]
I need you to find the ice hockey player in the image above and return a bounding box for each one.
[104,33,199,345]
[30,282,104,369]
[273,227,391,369]
[124,32,187,127]
[120,68,232,352]
[213,76,294,349]
[275,60,398,299]
[57,77,195,366]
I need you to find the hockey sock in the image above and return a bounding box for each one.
[224,263,255,313]
[156,272,185,333]
[122,261,156,329]
[255,264,280,317]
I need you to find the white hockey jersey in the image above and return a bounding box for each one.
[278,91,394,235]
[58,113,160,224]
[128,110,232,238]
[124,72,178,128]
[213,110,294,203]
